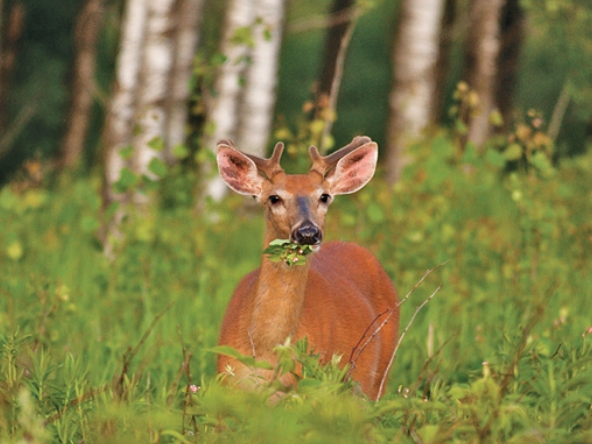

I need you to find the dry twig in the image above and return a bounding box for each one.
[347,261,448,384]
[377,283,443,399]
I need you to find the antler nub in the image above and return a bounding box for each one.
[244,142,285,180]
[309,136,372,177]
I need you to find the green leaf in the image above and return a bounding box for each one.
[147,136,165,151]
[269,239,291,246]
[79,216,99,233]
[297,378,322,391]
[485,149,506,168]
[503,143,523,161]
[142,174,160,191]
[172,143,190,160]
[148,157,167,178]
[6,240,23,260]
[367,202,385,223]
[118,145,134,160]
[209,346,273,369]
[113,167,139,193]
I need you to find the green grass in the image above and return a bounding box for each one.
[1,135,592,442]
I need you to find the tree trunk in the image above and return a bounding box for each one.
[431,0,456,122]
[0,1,25,143]
[131,0,176,196]
[103,0,147,208]
[235,0,286,156]
[101,0,201,252]
[495,0,524,131]
[100,0,148,255]
[463,0,504,148]
[312,0,355,121]
[59,0,105,170]
[165,0,203,163]
[200,0,253,202]
[385,0,445,184]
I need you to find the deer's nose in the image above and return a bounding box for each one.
[293,223,322,245]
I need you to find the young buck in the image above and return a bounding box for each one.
[216,136,399,400]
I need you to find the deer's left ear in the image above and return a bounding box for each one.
[217,143,266,196]
[325,142,378,195]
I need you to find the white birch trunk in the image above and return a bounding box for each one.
[385,0,445,184]
[465,0,504,148]
[165,0,203,162]
[103,0,147,198]
[202,0,255,201]
[235,0,285,157]
[132,0,176,190]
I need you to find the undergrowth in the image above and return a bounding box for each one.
[1,128,591,442]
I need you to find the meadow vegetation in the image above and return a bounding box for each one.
[1,121,592,442]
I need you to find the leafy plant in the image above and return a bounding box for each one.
[262,239,316,266]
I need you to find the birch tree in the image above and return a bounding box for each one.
[166,0,203,162]
[385,0,445,184]
[235,0,285,156]
[131,0,176,197]
[101,0,202,249]
[201,0,254,201]
[463,0,505,148]
[202,0,286,201]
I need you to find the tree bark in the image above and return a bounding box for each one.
[131,0,176,191]
[385,0,445,184]
[59,0,105,170]
[495,0,524,131]
[100,0,147,252]
[312,0,355,121]
[235,0,286,156]
[165,0,203,163]
[0,1,25,141]
[101,0,202,251]
[463,0,505,148]
[431,0,456,122]
[201,0,255,202]
[103,0,147,206]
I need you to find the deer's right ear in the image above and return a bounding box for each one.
[217,144,265,196]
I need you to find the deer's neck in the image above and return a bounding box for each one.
[248,242,311,358]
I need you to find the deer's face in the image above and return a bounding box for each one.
[258,172,331,246]
[216,136,378,248]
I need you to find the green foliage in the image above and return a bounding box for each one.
[1,124,592,441]
[262,239,316,266]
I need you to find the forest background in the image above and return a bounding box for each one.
[1,0,592,442]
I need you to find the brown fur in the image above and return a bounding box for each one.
[217,241,399,399]
[216,138,399,400]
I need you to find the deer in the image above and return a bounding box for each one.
[215,136,399,401]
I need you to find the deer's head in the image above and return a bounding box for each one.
[217,136,378,247]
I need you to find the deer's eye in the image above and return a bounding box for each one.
[320,194,331,204]
[268,195,282,205]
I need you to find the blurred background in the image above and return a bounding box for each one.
[0,0,590,193]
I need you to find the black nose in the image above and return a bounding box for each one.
[293,223,322,245]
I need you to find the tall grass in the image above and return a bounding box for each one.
[1,133,591,442]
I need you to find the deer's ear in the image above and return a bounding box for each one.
[217,144,265,196]
[325,142,378,195]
